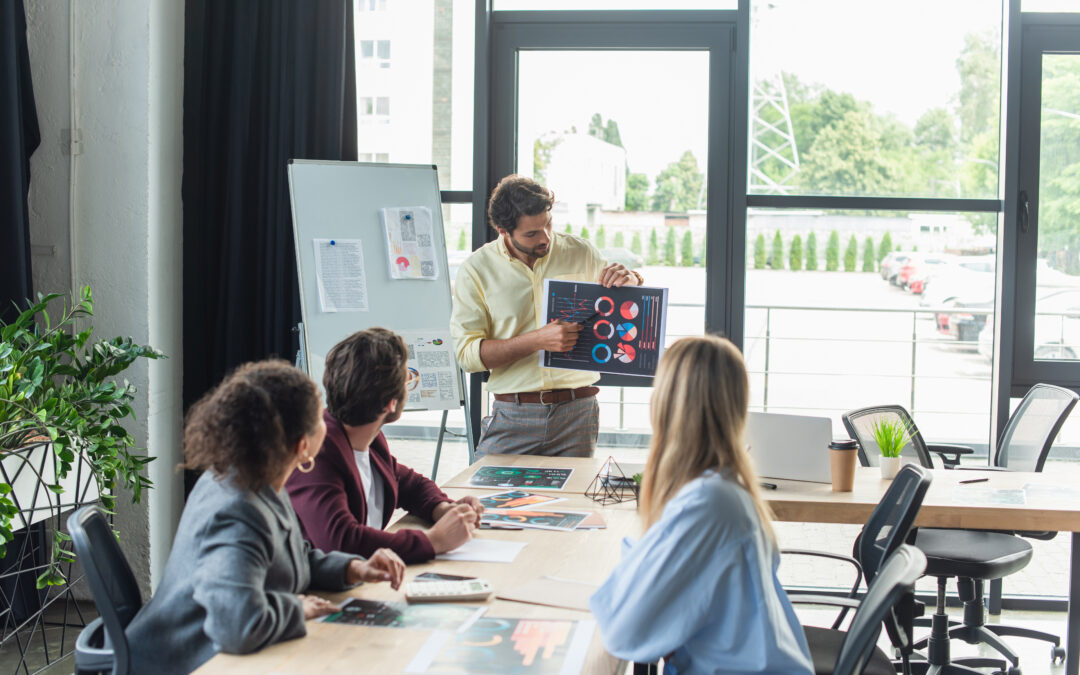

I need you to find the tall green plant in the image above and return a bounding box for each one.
[664,228,677,266]
[0,287,163,586]
[805,231,819,271]
[595,225,607,249]
[878,231,893,263]
[825,231,840,271]
[862,236,876,272]
[613,231,625,248]
[680,231,694,266]
[630,232,642,256]
[844,235,859,271]
[789,235,803,271]
[456,229,466,251]
[753,233,767,269]
[648,228,660,265]
[771,231,784,270]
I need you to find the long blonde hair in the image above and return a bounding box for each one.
[639,335,775,543]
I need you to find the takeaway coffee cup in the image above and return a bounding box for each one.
[829,439,859,492]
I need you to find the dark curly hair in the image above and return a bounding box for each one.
[487,174,554,234]
[183,360,321,492]
[323,327,408,427]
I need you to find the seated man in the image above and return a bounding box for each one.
[286,328,483,564]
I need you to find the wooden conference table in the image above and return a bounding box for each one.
[198,454,1080,675]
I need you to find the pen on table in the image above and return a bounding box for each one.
[760,482,778,490]
[958,477,989,484]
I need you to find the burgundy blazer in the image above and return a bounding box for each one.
[285,411,452,564]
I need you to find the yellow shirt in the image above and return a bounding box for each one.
[450,232,607,394]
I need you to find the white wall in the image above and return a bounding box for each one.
[23,0,184,594]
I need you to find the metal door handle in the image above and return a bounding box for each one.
[1019,190,1030,233]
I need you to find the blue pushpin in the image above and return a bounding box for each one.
[330,240,336,246]
[405,214,412,220]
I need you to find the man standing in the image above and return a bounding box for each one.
[450,174,643,458]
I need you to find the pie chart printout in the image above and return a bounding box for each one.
[616,323,637,341]
[541,280,668,377]
[593,320,615,340]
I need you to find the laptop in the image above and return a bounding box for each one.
[745,412,834,483]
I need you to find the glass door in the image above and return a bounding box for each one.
[486,10,739,435]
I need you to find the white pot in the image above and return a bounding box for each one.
[0,442,101,532]
[879,455,902,480]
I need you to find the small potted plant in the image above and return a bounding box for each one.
[869,417,916,480]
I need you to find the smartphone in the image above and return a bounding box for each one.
[413,572,476,582]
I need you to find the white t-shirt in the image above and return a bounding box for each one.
[353,448,385,528]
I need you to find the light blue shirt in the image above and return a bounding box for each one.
[589,470,814,675]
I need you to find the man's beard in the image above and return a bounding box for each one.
[510,236,549,259]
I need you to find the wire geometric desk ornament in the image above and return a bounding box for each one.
[585,456,640,505]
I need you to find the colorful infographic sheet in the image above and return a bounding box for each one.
[481,508,588,532]
[405,618,595,675]
[380,206,438,280]
[478,490,566,510]
[321,599,484,630]
[539,280,668,377]
[469,466,573,490]
[399,330,460,411]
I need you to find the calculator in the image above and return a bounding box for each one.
[403,578,493,603]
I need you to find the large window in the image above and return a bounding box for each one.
[353,0,474,191]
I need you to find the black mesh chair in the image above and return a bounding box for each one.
[832,545,928,675]
[841,405,973,469]
[789,463,932,675]
[842,383,1079,674]
[69,506,143,675]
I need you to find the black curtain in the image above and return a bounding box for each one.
[182,0,357,413]
[0,0,40,324]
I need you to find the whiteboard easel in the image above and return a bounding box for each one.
[288,160,473,477]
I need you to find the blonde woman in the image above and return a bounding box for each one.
[589,336,813,674]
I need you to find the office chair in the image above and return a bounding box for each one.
[69,505,143,675]
[832,545,928,675]
[787,463,931,675]
[841,405,972,470]
[843,383,1079,674]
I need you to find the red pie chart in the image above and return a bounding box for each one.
[616,323,638,341]
[620,301,639,320]
[615,343,636,363]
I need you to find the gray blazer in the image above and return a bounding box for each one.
[126,471,358,674]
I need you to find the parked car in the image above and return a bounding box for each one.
[897,253,954,292]
[880,252,910,284]
[919,256,996,334]
[976,287,1080,361]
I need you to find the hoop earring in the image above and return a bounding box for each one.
[297,457,315,473]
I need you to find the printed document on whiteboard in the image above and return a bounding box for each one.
[380,206,438,280]
[312,238,369,312]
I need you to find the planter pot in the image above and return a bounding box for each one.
[0,442,101,533]
[879,455,901,480]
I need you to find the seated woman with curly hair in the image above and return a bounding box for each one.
[126,359,405,675]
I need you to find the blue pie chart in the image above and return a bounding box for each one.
[616,323,638,341]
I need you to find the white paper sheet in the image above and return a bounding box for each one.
[435,538,527,563]
[312,238,369,312]
[381,206,438,280]
[399,330,460,410]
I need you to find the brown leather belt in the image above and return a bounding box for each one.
[493,386,599,405]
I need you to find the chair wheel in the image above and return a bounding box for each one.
[1052,645,1066,663]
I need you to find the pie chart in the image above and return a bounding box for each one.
[615,343,636,363]
[592,344,612,363]
[620,301,639,320]
[593,320,615,340]
[594,296,615,316]
[616,323,637,341]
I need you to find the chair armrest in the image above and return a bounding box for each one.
[781,549,863,629]
[927,443,974,469]
[788,594,862,611]
[74,617,114,674]
[952,465,1011,472]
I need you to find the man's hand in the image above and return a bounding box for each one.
[531,320,582,352]
[425,504,478,554]
[434,496,484,526]
[346,549,405,590]
[299,593,340,620]
[598,262,641,288]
